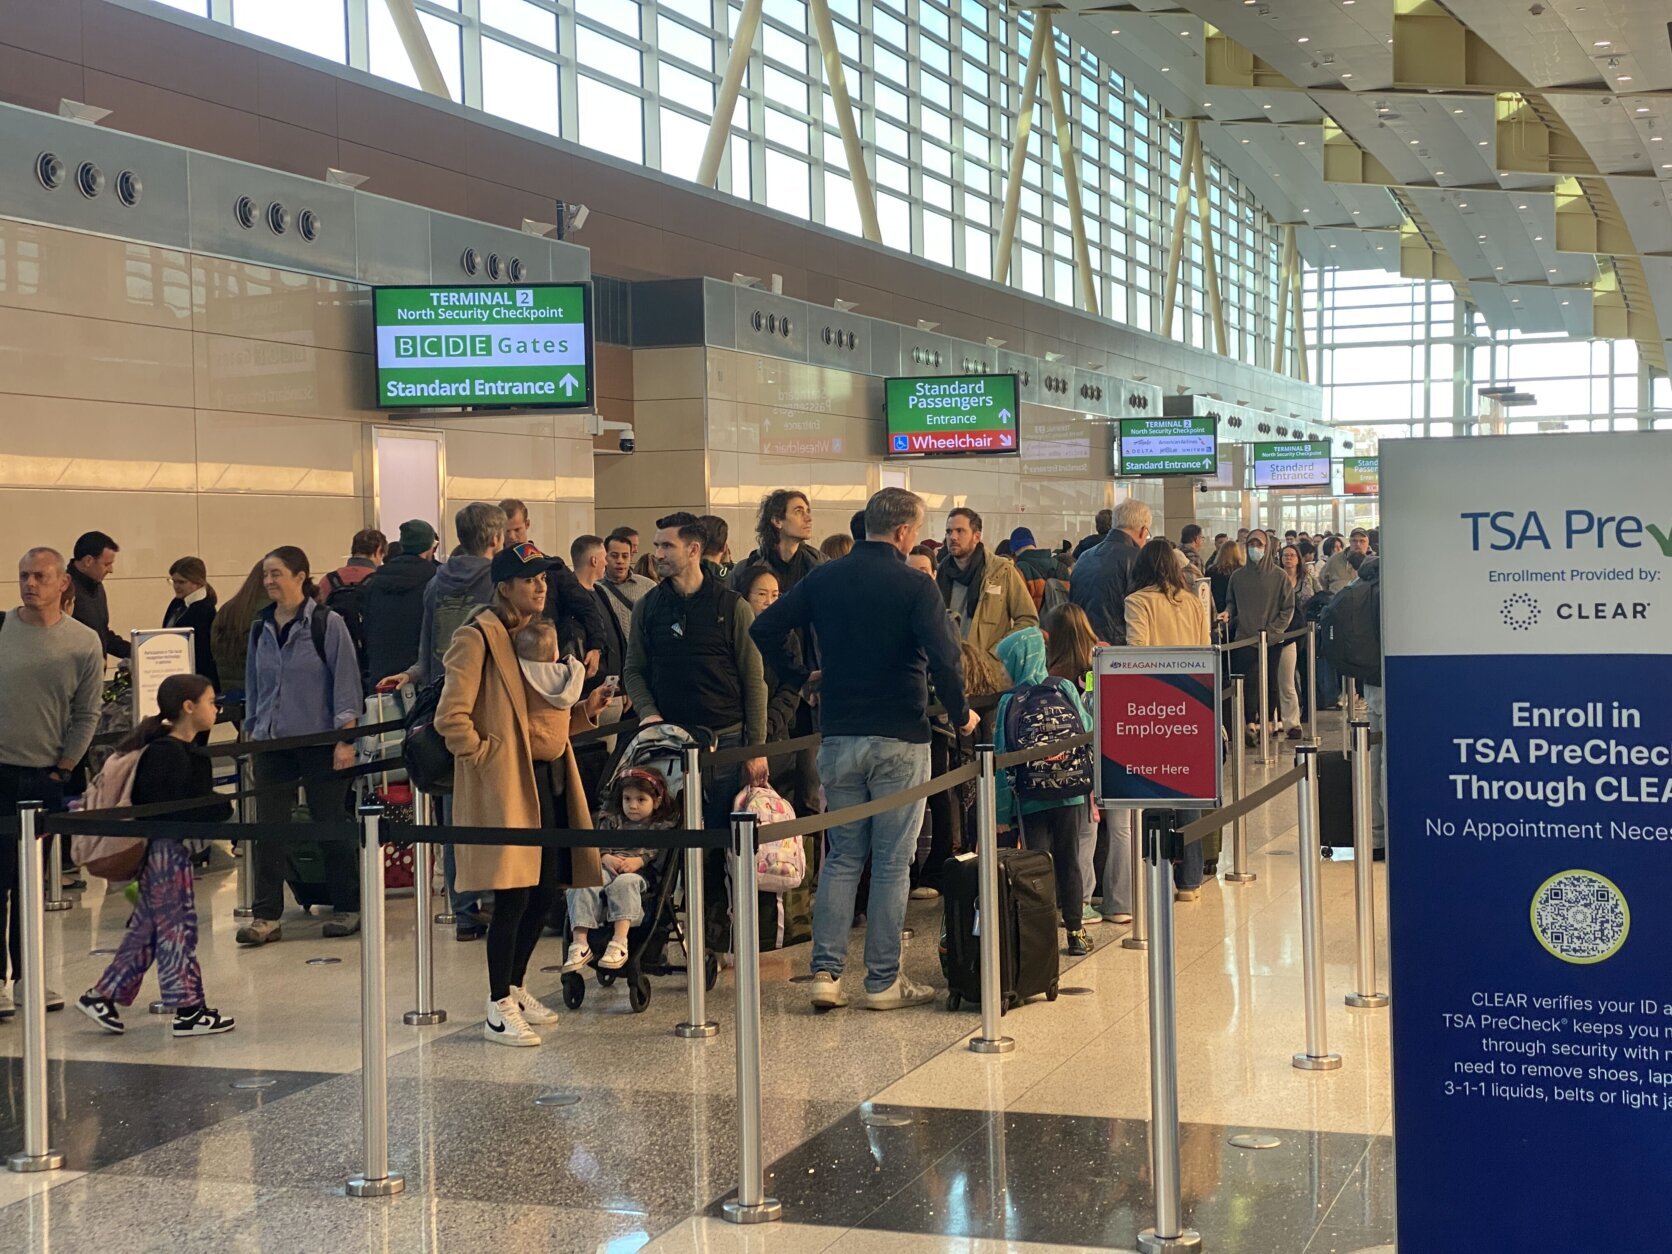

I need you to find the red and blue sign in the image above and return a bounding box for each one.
[1093,646,1221,808]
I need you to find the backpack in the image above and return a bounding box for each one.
[1002,678,1093,801]
[248,605,338,675]
[735,783,804,892]
[321,572,367,666]
[1319,581,1380,684]
[1041,577,1071,616]
[427,589,480,678]
[71,749,149,880]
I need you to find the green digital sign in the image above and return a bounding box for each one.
[373,283,593,410]
[1118,417,1218,476]
[884,374,1020,457]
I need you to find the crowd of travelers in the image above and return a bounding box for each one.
[0,494,1381,1045]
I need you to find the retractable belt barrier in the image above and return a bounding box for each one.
[1217,635,1261,653]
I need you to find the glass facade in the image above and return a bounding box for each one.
[152,0,1283,367]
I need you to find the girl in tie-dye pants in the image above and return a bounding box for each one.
[92,839,204,1010]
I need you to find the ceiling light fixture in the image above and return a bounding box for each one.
[1161,66,1170,72]
[1518,203,1528,209]
[1478,140,1489,146]
[1298,140,1307,145]
[1638,107,1651,114]
[1534,235,1543,240]
[1495,265,1503,270]
[1453,108,1464,114]
[1478,234,1487,240]
[1263,104,1272,110]
[1594,40,1610,47]
[1619,75,1632,82]
[1298,36,1310,43]
[1342,73,1353,79]
[1410,139,1420,145]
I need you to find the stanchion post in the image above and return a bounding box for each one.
[1346,721,1388,1010]
[404,792,447,1027]
[234,756,255,920]
[676,744,718,1040]
[1257,629,1272,764]
[1121,807,1149,951]
[1305,622,1319,744]
[1224,673,1255,884]
[1292,747,1342,1071]
[7,804,63,1173]
[1137,813,1201,1254]
[43,831,71,912]
[347,805,405,1197]
[1341,677,1357,755]
[968,744,1015,1054]
[722,811,781,1224]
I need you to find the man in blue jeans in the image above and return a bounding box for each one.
[753,488,977,1011]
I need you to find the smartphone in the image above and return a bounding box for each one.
[602,674,620,697]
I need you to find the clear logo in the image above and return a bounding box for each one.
[1500,592,1540,632]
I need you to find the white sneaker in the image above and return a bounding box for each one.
[809,971,849,1011]
[484,996,540,1047]
[863,975,936,1011]
[908,886,940,900]
[0,984,13,1021]
[509,986,558,1025]
[561,941,592,973]
[598,939,629,970]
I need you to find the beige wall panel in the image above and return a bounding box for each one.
[0,307,194,406]
[593,449,706,511]
[632,347,707,401]
[194,256,373,354]
[631,398,707,453]
[192,332,373,420]
[733,452,809,516]
[749,403,882,462]
[553,436,598,501]
[196,410,360,496]
[0,486,199,584]
[0,397,195,492]
[0,221,192,328]
[196,493,367,586]
[444,427,568,505]
[105,575,190,648]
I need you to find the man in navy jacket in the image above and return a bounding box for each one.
[753,488,977,1013]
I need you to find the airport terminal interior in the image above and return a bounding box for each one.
[1,0,1670,1251]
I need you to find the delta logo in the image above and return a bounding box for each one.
[1461,509,1672,556]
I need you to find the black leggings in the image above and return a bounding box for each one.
[1018,804,1086,932]
[487,844,561,1001]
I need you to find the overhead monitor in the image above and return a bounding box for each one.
[1342,455,1380,496]
[1116,417,1218,477]
[373,283,594,410]
[1251,440,1332,490]
[884,374,1020,457]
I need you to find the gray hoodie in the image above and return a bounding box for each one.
[1226,535,1295,641]
[410,554,496,686]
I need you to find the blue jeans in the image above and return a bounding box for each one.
[811,736,931,993]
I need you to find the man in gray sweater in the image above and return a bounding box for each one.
[0,547,104,1019]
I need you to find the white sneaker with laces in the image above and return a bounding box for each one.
[863,974,937,1011]
[809,971,849,1011]
[510,985,558,1025]
[561,941,593,973]
[598,939,629,970]
[484,996,540,1047]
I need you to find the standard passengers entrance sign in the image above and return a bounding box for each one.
[883,373,1020,456]
[1383,432,1672,1250]
[373,284,594,410]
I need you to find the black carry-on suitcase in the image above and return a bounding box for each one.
[1317,748,1355,852]
[939,847,1061,1012]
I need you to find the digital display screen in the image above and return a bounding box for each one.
[1117,417,1218,477]
[1342,456,1380,496]
[884,374,1020,457]
[373,283,594,410]
[1252,440,1332,489]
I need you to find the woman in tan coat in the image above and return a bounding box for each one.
[436,542,609,1046]
[1123,539,1214,900]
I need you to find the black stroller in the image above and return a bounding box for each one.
[560,722,721,1013]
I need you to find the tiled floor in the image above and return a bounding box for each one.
[0,713,1395,1252]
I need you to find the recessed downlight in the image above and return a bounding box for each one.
[115,170,142,206]
[34,152,65,190]
[76,161,104,198]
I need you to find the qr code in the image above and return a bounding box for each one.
[1531,870,1629,965]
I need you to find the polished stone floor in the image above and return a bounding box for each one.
[0,714,1394,1253]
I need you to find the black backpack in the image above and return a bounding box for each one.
[1002,679,1093,801]
[401,621,486,795]
[320,572,367,666]
[1319,581,1380,684]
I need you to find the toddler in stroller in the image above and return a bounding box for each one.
[562,767,670,972]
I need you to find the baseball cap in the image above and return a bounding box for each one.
[1008,526,1036,551]
[398,519,438,555]
[490,540,558,585]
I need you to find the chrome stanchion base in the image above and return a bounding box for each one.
[1292,1052,1343,1071]
[721,1197,783,1224]
[7,1149,64,1174]
[42,900,72,914]
[433,912,456,926]
[1346,992,1389,1009]
[403,1009,448,1026]
[149,1000,168,1015]
[1121,935,1149,951]
[232,907,255,920]
[968,1034,1015,1055]
[1223,871,1257,884]
[1138,1226,1201,1252]
[346,1173,406,1198]
[675,1020,719,1039]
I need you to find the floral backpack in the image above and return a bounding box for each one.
[734,783,804,892]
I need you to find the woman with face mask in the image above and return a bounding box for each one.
[1226,529,1295,748]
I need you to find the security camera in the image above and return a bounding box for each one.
[619,429,636,453]
[585,413,636,454]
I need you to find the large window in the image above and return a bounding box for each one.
[161,0,1281,366]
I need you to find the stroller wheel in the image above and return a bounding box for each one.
[628,974,651,1013]
[597,969,617,988]
[704,952,719,991]
[561,972,585,1010]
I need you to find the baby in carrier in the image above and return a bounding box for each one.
[561,766,674,972]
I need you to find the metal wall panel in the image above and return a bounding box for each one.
[732,290,809,362]
[703,277,738,349]
[186,152,357,277]
[354,195,432,285]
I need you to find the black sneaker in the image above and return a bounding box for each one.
[173,1006,235,1037]
[1066,929,1093,957]
[77,993,124,1035]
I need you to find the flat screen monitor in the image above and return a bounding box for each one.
[373,283,594,410]
[1342,456,1380,496]
[1117,417,1218,477]
[1252,440,1332,489]
[884,374,1020,457]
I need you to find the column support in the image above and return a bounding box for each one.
[1039,13,1098,316]
[697,0,764,189]
[808,0,881,243]
[994,23,1050,285]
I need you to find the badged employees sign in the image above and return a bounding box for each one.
[1092,645,1221,808]
[883,374,1019,456]
[373,284,594,410]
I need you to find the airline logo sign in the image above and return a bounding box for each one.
[373,284,593,409]
[884,374,1019,456]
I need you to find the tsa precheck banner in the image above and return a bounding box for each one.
[1383,433,1672,1252]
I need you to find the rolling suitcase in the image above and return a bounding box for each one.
[939,848,1060,1012]
[1317,748,1355,851]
